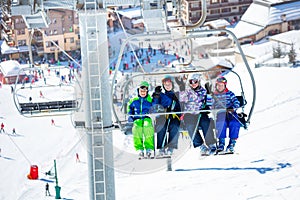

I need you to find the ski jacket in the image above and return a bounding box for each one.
[152,90,181,118]
[127,94,153,121]
[179,86,211,113]
[213,88,240,110]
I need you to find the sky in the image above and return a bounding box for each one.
[1,33,300,200]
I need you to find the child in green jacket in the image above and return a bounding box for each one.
[127,81,155,157]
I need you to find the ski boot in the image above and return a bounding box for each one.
[166,148,174,156]
[226,139,237,154]
[200,145,210,156]
[217,138,225,153]
[209,144,217,155]
[138,150,144,159]
[158,148,166,156]
[146,149,153,158]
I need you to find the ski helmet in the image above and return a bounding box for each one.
[189,74,201,84]
[216,76,227,86]
[139,81,150,88]
[162,75,174,83]
[162,75,174,89]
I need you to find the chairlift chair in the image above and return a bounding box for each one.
[12,66,83,117]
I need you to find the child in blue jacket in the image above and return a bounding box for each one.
[213,76,241,153]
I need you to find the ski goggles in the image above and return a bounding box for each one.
[139,86,148,91]
[189,79,198,84]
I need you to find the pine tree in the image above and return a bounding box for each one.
[273,43,282,58]
[288,43,297,64]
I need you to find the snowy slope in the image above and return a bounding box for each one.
[115,66,300,200]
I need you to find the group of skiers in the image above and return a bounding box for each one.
[127,74,243,158]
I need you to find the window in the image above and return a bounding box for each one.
[191,2,199,8]
[210,9,220,14]
[18,40,26,46]
[53,19,57,24]
[19,29,25,35]
[211,0,219,4]
[221,8,231,13]
[70,38,74,43]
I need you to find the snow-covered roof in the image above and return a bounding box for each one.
[0,60,23,77]
[268,1,300,24]
[117,7,142,19]
[231,0,300,39]
[231,21,264,39]
[204,19,230,29]
[270,30,300,47]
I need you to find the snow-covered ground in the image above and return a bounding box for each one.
[1,30,300,199]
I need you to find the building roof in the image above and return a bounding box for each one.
[204,19,230,29]
[0,60,26,77]
[117,7,142,19]
[1,41,30,55]
[231,0,300,39]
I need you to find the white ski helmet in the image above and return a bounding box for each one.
[189,74,201,81]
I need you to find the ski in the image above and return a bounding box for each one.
[138,156,155,160]
[155,155,172,159]
[216,151,235,155]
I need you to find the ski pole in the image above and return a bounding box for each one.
[190,113,202,148]
[161,100,176,149]
[227,110,247,128]
[161,116,171,149]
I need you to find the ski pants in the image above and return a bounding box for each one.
[216,112,240,139]
[132,118,155,151]
[155,115,180,149]
[184,113,213,148]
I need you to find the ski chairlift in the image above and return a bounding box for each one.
[110,0,255,133]
[13,66,83,117]
[111,30,255,134]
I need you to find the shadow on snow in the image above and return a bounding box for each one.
[175,162,292,174]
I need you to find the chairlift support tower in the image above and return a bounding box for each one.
[78,1,115,200]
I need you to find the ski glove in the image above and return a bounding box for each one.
[205,82,213,94]
[152,86,162,98]
[175,77,185,91]
[155,86,162,94]
[128,116,134,122]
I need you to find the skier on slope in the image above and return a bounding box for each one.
[213,76,241,153]
[127,81,155,158]
[152,75,181,156]
[0,122,5,133]
[176,74,214,155]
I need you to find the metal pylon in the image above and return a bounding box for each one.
[79,0,115,199]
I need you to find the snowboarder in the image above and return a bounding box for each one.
[212,76,241,153]
[152,75,181,156]
[12,128,16,135]
[51,119,55,126]
[127,81,155,158]
[0,122,4,133]
[176,74,214,155]
[45,183,51,196]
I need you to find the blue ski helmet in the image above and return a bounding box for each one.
[216,76,227,86]
[162,75,174,89]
